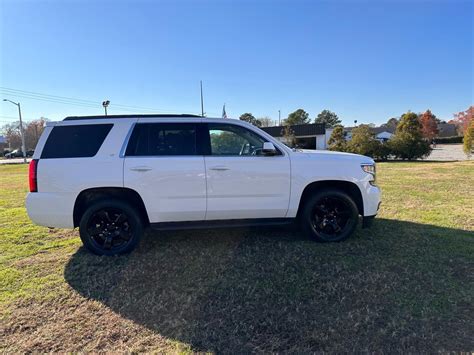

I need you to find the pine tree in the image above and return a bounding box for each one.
[314,110,341,128]
[284,109,310,125]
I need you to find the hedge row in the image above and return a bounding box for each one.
[434,136,463,144]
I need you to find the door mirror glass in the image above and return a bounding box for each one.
[262,142,277,156]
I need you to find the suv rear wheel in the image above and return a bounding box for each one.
[79,199,143,255]
[301,189,359,242]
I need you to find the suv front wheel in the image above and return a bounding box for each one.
[301,189,359,242]
[79,199,143,255]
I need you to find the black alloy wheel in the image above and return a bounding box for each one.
[79,199,143,255]
[87,208,132,251]
[302,189,359,242]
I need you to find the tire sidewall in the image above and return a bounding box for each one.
[302,189,359,242]
[79,199,143,255]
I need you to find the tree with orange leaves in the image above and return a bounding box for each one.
[450,106,473,134]
[419,110,439,141]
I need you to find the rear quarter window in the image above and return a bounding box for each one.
[41,124,113,159]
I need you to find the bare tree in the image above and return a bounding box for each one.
[1,122,22,150]
[258,116,274,127]
[24,118,47,150]
[1,117,47,150]
[281,125,296,147]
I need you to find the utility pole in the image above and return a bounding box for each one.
[278,110,281,125]
[3,99,27,163]
[200,81,204,117]
[102,100,110,116]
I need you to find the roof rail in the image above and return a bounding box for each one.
[63,114,202,121]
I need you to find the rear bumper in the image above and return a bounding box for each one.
[26,192,75,228]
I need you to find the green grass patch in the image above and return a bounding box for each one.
[1,162,473,352]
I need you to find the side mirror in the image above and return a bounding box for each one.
[262,142,277,156]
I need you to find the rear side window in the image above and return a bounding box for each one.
[41,124,113,159]
[125,123,197,156]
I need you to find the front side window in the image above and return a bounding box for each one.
[208,123,276,156]
[126,123,197,156]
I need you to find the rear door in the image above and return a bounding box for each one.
[123,121,206,223]
[203,122,291,220]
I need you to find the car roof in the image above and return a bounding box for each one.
[63,114,202,121]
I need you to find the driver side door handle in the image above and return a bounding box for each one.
[130,166,152,172]
[209,166,230,171]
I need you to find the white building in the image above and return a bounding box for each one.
[261,123,332,150]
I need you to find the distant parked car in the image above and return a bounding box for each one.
[5,149,24,159]
[26,150,35,157]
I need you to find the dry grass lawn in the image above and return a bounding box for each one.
[1,161,473,352]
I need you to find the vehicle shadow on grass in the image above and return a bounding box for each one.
[64,219,473,353]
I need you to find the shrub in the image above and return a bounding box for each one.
[342,125,392,160]
[371,141,392,161]
[346,125,379,157]
[327,126,347,152]
[463,119,473,158]
[390,112,431,160]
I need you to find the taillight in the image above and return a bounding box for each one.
[29,159,38,192]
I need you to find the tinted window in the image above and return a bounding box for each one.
[41,124,113,159]
[208,123,274,156]
[126,123,197,156]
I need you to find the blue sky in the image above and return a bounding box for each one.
[0,0,472,126]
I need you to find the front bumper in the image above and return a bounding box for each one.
[362,201,381,228]
[362,184,381,217]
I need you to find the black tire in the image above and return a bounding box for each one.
[79,199,143,255]
[301,189,359,242]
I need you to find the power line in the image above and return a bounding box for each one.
[1,87,101,105]
[0,87,200,114]
[1,92,100,109]
[1,90,151,112]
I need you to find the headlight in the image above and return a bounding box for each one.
[361,163,376,184]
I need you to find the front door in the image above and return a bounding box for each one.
[204,122,291,220]
[124,121,206,223]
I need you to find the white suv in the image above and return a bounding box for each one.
[26,114,381,255]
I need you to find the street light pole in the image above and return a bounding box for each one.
[3,99,27,163]
[102,100,110,116]
[200,81,205,117]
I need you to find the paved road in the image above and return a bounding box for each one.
[0,158,31,165]
[425,144,469,161]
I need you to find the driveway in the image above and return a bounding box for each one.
[425,144,469,161]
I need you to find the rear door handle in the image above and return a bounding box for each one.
[209,166,230,171]
[130,166,152,172]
